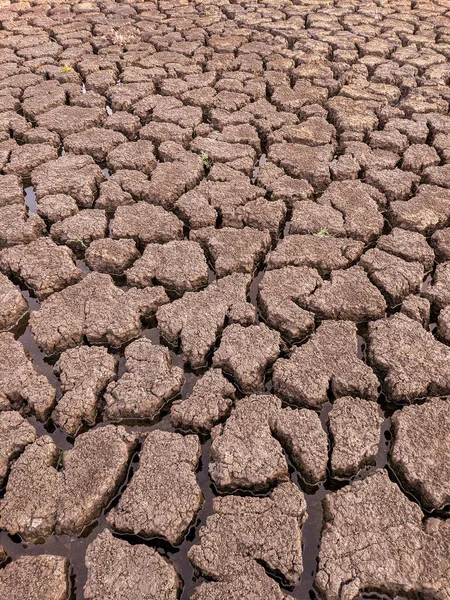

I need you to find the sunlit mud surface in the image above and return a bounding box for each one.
[0,0,450,598]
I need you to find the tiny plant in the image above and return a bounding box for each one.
[71,236,87,249]
[314,227,334,238]
[57,450,68,471]
[61,63,73,73]
[200,151,212,172]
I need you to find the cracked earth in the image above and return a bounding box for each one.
[1,0,450,598]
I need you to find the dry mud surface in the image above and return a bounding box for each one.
[1,0,450,598]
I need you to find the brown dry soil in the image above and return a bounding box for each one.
[1,0,450,598]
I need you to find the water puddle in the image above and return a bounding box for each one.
[24,184,37,214]
[251,153,267,184]
[1,225,399,600]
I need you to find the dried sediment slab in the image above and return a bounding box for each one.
[423,165,450,189]
[389,184,450,234]
[0,426,136,541]
[57,427,135,537]
[212,323,280,393]
[170,368,235,433]
[235,196,286,236]
[190,562,293,600]
[190,137,255,174]
[269,117,335,147]
[126,240,208,294]
[402,144,440,174]
[267,235,364,274]
[36,194,79,224]
[365,168,419,203]
[422,261,450,309]
[437,305,450,344]
[157,273,254,368]
[0,555,70,600]
[191,226,271,278]
[253,162,313,207]
[0,204,46,248]
[209,394,288,492]
[103,338,183,422]
[29,272,168,354]
[258,266,321,342]
[0,272,27,330]
[106,140,157,175]
[273,321,378,409]
[52,346,117,436]
[329,397,383,478]
[108,430,202,545]
[188,481,307,585]
[316,180,385,243]
[5,144,58,178]
[50,209,107,249]
[0,238,82,300]
[31,153,105,208]
[0,332,56,420]
[273,406,328,484]
[359,248,424,305]
[143,141,204,209]
[85,238,140,275]
[430,227,450,261]
[64,128,127,162]
[174,187,217,230]
[401,295,430,329]
[36,106,105,138]
[268,142,333,190]
[307,266,386,321]
[0,174,23,207]
[96,176,136,212]
[390,398,450,510]
[377,227,434,270]
[84,529,180,600]
[140,120,190,147]
[315,469,450,600]
[289,200,346,237]
[0,411,36,485]
[174,179,284,233]
[368,313,450,402]
[110,202,184,245]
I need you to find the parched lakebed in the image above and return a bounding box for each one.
[0,0,450,598]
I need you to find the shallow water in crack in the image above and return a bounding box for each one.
[24,185,37,214]
[251,153,266,184]
[0,239,426,600]
[0,317,395,599]
[1,0,450,596]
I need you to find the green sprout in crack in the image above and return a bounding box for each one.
[314,227,335,238]
[71,236,87,249]
[61,63,74,73]
[58,450,68,470]
[200,151,213,172]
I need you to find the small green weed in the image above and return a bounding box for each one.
[61,63,73,73]
[57,450,68,471]
[314,227,335,238]
[71,236,87,249]
[200,151,212,172]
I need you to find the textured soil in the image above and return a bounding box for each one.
[1,0,450,599]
